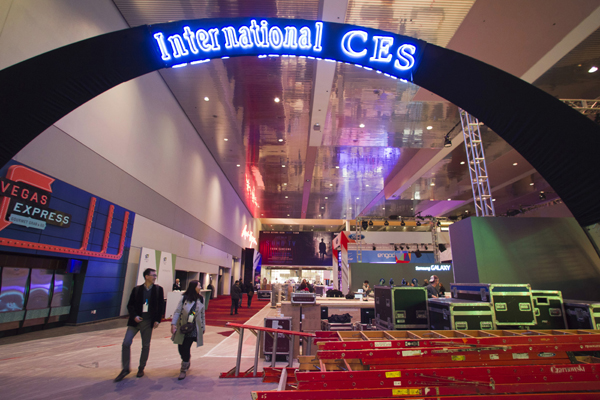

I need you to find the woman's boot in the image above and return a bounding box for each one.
[178,361,190,380]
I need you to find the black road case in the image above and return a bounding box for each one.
[374,286,428,330]
[531,290,567,329]
[257,290,271,300]
[263,317,291,362]
[428,298,495,331]
[564,300,600,330]
[450,283,536,327]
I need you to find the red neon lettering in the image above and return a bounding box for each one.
[21,188,29,200]
[1,181,10,193]
[11,185,20,196]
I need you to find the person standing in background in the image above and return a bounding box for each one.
[172,278,181,291]
[231,280,241,315]
[115,268,164,382]
[246,281,254,308]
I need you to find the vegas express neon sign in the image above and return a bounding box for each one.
[151,18,423,79]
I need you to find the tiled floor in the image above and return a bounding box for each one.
[0,302,282,400]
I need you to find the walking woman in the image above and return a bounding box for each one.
[171,280,205,380]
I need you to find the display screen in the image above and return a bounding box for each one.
[260,231,333,266]
[26,269,53,310]
[0,267,29,312]
[51,272,73,308]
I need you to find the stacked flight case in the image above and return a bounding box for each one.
[374,286,428,330]
[564,300,600,330]
[428,298,495,330]
[263,317,292,362]
[450,283,536,328]
[531,290,567,329]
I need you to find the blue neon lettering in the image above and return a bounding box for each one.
[222,26,239,49]
[298,27,312,49]
[260,21,269,48]
[370,36,393,62]
[395,44,416,70]
[341,30,368,58]
[167,35,189,58]
[208,28,221,51]
[183,26,199,54]
[250,20,266,47]
[283,26,298,49]
[314,22,323,51]
[238,26,253,48]
[269,26,283,49]
[196,29,212,51]
[153,33,171,61]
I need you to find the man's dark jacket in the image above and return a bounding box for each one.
[126,284,165,327]
[231,283,242,300]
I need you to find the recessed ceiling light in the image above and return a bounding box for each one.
[411,208,413,210]
[287,214,290,216]
[460,161,465,165]
[278,138,284,142]
[274,97,280,103]
[285,196,288,198]
[330,184,333,186]
[335,166,340,169]
[465,210,469,212]
[325,197,328,199]
[204,97,209,101]
[447,198,451,201]
[589,66,598,73]
[349,207,352,210]
[283,183,287,185]
[410,198,414,200]
[426,126,433,130]
[366,184,369,187]
[356,197,359,200]
[282,165,286,167]
[430,183,435,186]
[513,163,518,166]
[359,123,365,128]
[530,183,534,186]
[236,164,240,167]
[492,199,496,202]
[321,207,324,209]
[382,207,385,210]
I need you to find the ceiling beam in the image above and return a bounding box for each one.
[301,0,348,219]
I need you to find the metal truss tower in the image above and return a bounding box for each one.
[459,109,496,217]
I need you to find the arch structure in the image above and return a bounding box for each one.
[1,18,599,226]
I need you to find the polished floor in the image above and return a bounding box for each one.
[0,300,280,400]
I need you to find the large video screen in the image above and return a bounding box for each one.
[259,231,334,266]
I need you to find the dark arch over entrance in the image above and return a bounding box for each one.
[1,18,599,225]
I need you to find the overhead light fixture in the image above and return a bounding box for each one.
[278,138,284,142]
[424,244,428,250]
[236,164,240,167]
[460,161,465,165]
[539,191,546,200]
[384,220,389,226]
[430,182,435,186]
[274,97,280,103]
[335,166,340,169]
[438,244,447,252]
[437,221,441,227]
[400,219,405,226]
[282,164,286,167]
[444,134,452,147]
[426,126,433,130]
[589,66,598,73]
[368,220,374,226]
[359,123,365,128]
[224,138,228,141]
[362,220,369,230]
[416,221,421,226]
[399,245,404,250]
[415,248,422,258]
[204,97,209,101]
[513,162,518,166]
[372,245,376,251]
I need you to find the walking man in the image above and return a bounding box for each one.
[231,280,241,315]
[115,268,165,382]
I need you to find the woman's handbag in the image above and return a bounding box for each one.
[179,300,196,334]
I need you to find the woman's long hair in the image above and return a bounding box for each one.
[182,280,203,303]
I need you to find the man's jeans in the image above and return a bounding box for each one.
[122,318,153,370]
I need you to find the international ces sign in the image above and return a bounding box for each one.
[150,18,425,81]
